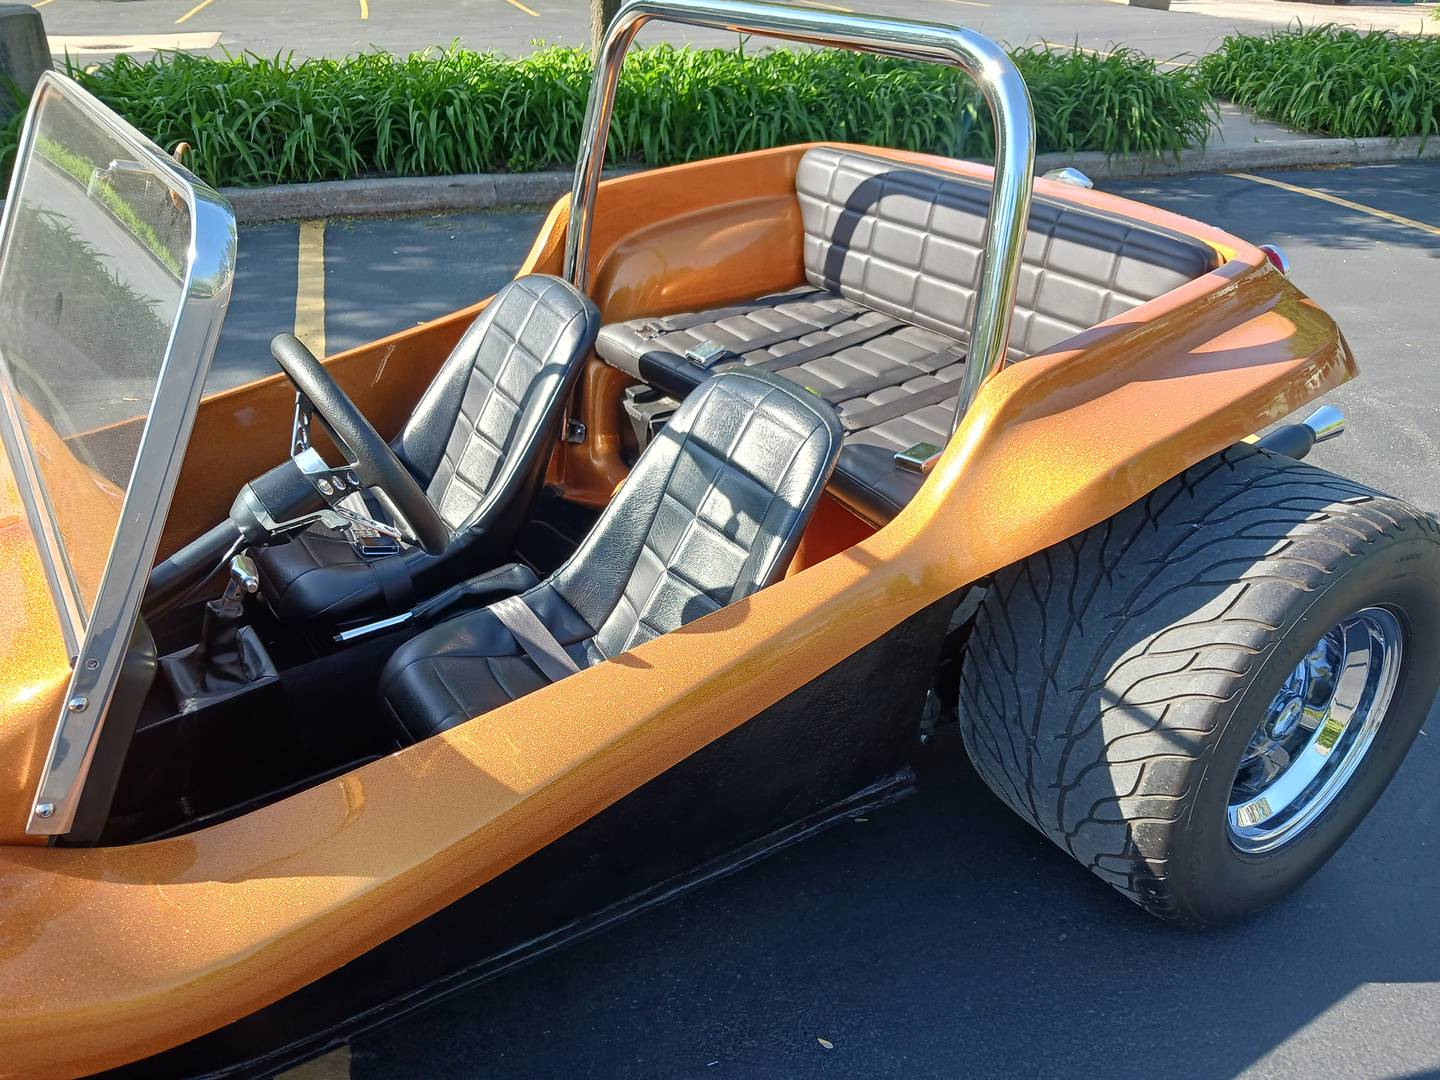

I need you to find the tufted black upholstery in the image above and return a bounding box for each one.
[595,147,1218,523]
[253,274,600,627]
[380,369,844,742]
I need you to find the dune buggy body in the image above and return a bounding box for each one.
[0,2,1409,1077]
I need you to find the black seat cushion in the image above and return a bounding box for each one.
[380,368,844,743]
[253,274,599,628]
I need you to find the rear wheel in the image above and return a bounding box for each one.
[957,445,1440,927]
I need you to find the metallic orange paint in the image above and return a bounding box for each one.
[0,145,1354,1076]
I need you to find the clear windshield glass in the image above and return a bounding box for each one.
[0,80,193,623]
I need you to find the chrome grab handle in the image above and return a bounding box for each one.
[562,0,1036,431]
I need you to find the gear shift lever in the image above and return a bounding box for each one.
[159,553,278,713]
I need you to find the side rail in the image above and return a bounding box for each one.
[561,0,1036,431]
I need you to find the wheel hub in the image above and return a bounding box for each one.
[1228,607,1404,853]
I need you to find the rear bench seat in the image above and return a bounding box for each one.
[596,146,1218,523]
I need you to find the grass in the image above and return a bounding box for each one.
[40,42,1214,191]
[34,135,185,276]
[1200,25,1440,139]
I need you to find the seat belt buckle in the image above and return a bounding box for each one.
[684,340,738,369]
[333,491,402,556]
[355,534,402,557]
[894,442,943,475]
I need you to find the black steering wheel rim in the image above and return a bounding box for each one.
[269,333,450,556]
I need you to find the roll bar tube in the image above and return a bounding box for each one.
[562,0,1036,427]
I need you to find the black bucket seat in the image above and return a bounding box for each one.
[252,274,600,628]
[380,368,844,743]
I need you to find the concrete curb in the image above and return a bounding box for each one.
[1044,135,1440,182]
[221,170,581,224]
[215,136,1438,223]
[1,136,1433,224]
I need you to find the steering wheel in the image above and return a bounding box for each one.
[269,333,450,556]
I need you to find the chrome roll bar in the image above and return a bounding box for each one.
[562,0,1035,427]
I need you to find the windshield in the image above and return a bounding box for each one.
[0,78,197,630]
[0,73,235,838]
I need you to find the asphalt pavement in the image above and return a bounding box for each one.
[29,0,1439,67]
[243,161,1440,1080]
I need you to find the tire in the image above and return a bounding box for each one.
[957,445,1440,927]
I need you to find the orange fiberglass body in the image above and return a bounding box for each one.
[0,141,1352,1077]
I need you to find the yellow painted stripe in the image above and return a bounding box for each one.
[33,0,56,8]
[501,0,540,15]
[1230,171,1440,239]
[796,0,853,10]
[295,220,327,359]
[358,0,368,17]
[174,0,216,24]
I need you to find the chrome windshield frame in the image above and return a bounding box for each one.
[3,72,238,837]
[562,0,1035,428]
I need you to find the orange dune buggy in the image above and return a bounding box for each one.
[1,1,1437,1076]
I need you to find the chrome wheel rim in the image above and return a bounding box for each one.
[1228,606,1404,854]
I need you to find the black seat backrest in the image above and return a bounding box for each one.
[533,369,844,660]
[392,274,599,533]
[795,146,1218,361]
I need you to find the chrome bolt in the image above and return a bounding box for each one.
[34,803,54,819]
[317,478,334,496]
[67,696,88,713]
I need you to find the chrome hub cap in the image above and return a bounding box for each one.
[1228,607,1404,853]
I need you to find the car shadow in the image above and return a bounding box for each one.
[348,688,1440,1079]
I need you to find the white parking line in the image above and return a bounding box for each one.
[49,32,223,54]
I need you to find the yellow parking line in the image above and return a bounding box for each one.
[1230,172,1440,239]
[174,0,216,24]
[34,0,56,8]
[796,0,853,10]
[295,220,327,358]
[501,0,540,15]
[358,0,368,17]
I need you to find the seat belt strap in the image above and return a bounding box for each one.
[840,377,964,433]
[370,552,414,613]
[752,317,905,374]
[491,595,582,682]
[822,344,967,408]
[637,288,829,337]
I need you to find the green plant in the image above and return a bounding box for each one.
[1,75,26,194]
[1200,25,1439,139]
[49,41,1214,191]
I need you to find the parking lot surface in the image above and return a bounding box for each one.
[236,161,1440,1079]
[31,0,1438,66]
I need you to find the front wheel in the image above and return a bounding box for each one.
[958,446,1440,927]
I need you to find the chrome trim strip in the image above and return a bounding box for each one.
[562,0,1035,429]
[21,73,238,837]
[333,610,414,644]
